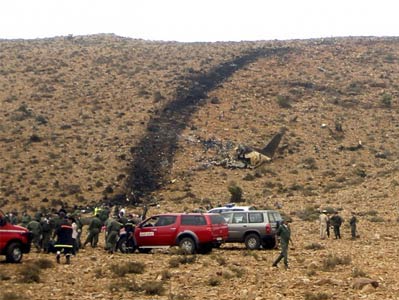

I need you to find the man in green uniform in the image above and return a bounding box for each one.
[105,218,122,254]
[272,219,293,269]
[40,215,53,253]
[21,211,32,228]
[83,214,102,248]
[27,214,42,252]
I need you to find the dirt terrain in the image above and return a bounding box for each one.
[1,35,399,299]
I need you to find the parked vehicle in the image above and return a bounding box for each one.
[134,213,228,254]
[0,210,33,262]
[207,203,257,214]
[221,210,282,250]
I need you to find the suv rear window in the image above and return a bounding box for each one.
[248,212,264,223]
[210,214,226,224]
[181,215,206,225]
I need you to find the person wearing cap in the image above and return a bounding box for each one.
[272,219,293,269]
[349,211,358,239]
[319,210,328,239]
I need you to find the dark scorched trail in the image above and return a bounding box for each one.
[126,47,290,202]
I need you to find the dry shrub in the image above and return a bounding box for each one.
[110,261,145,277]
[109,279,141,292]
[160,269,172,281]
[19,264,41,283]
[352,267,367,278]
[304,292,330,300]
[322,254,351,271]
[1,292,26,300]
[169,293,192,300]
[33,258,54,269]
[141,280,165,295]
[229,265,245,278]
[169,254,197,268]
[304,243,324,250]
[208,276,221,286]
[168,257,180,268]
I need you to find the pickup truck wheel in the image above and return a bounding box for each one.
[244,233,261,250]
[6,242,23,263]
[179,237,196,254]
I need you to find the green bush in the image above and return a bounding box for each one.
[381,93,392,107]
[228,184,243,202]
[276,95,291,108]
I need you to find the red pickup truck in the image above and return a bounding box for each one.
[134,213,228,254]
[0,210,32,262]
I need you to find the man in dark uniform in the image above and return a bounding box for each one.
[330,211,343,239]
[54,211,73,264]
[272,219,293,269]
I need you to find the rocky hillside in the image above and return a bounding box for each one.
[1,35,399,300]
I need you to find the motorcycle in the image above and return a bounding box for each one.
[116,222,136,253]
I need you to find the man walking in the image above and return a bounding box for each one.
[83,214,102,248]
[272,219,293,269]
[54,211,74,264]
[330,211,343,239]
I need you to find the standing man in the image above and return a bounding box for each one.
[349,211,358,239]
[27,214,42,252]
[272,219,293,269]
[54,212,73,264]
[330,211,343,239]
[105,218,122,254]
[319,210,328,239]
[83,214,102,248]
[40,215,53,253]
[21,211,32,228]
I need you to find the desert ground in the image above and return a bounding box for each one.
[1,34,399,299]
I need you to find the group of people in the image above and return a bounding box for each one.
[4,209,83,264]
[319,210,358,240]
[272,209,358,270]
[3,205,143,264]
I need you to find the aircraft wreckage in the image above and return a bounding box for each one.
[211,131,285,169]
